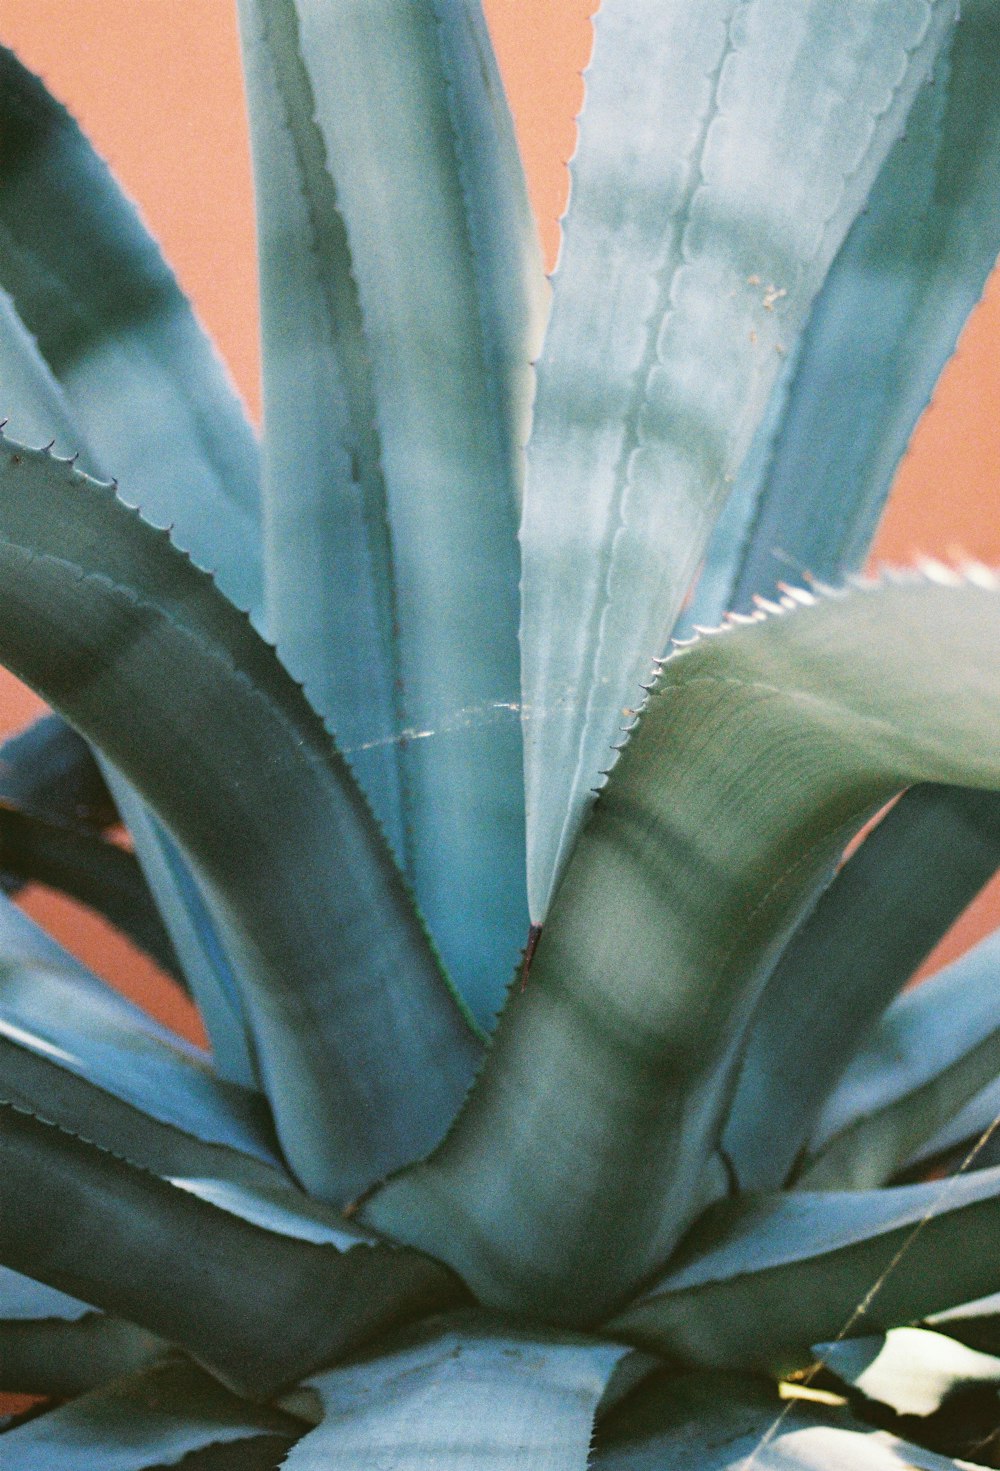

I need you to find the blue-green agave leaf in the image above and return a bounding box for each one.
[0,1266,161,1398]
[592,1369,965,1470]
[0,437,480,1202]
[0,714,115,830]
[798,928,1000,1189]
[365,576,1000,1322]
[520,0,957,921]
[0,803,180,980]
[0,1102,461,1398]
[282,1316,632,1471]
[0,942,278,1167]
[0,46,261,619]
[902,1074,1000,1179]
[0,263,257,1084]
[96,768,258,1086]
[726,784,1000,1191]
[238,0,546,1024]
[817,1326,1000,1419]
[706,0,1000,617]
[0,1357,301,1469]
[1,1317,164,1399]
[610,1166,1000,1373]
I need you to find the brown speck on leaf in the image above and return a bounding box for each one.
[747,273,761,286]
[519,923,543,992]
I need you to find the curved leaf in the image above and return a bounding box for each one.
[238,0,545,1023]
[726,785,1000,1191]
[0,1316,164,1399]
[0,264,257,1085]
[0,437,480,1202]
[0,955,281,1170]
[818,1327,1000,1418]
[798,929,1000,1189]
[283,1316,632,1471]
[520,0,957,920]
[365,576,1000,1322]
[0,715,115,830]
[0,45,262,619]
[0,804,180,979]
[592,1369,969,1471]
[0,1102,461,1398]
[0,1358,301,1469]
[610,1167,1000,1374]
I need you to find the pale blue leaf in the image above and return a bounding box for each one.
[238,0,546,1022]
[283,1317,632,1471]
[520,0,958,919]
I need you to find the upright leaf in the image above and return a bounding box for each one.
[520,0,957,919]
[704,0,1000,617]
[238,0,546,1023]
[365,578,1000,1322]
[725,784,1000,1191]
[0,439,480,1203]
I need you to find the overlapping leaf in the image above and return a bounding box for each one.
[799,928,1000,1189]
[0,1102,460,1397]
[238,0,547,1023]
[726,785,1000,1191]
[0,438,480,1202]
[610,1167,1000,1373]
[0,1358,302,1468]
[520,0,957,920]
[365,577,1000,1322]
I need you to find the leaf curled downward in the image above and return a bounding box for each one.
[365,576,1000,1323]
[0,438,480,1204]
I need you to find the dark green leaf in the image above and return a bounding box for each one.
[365,577,1000,1322]
[0,245,257,1086]
[0,1357,301,1469]
[0,438,480,1202]
[610,1167,1000,1374]
[726,785,1000,1191]
[0,46,262,618]
[0,1103,461,1397]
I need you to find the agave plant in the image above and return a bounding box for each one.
[2,0,1000,1465]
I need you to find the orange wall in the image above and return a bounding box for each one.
[0,1,997,1018]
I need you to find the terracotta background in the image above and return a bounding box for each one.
[0,1,998,1041]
